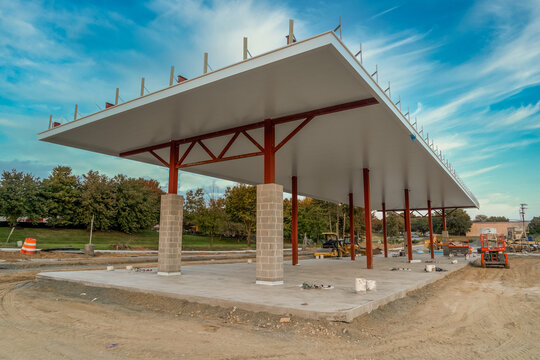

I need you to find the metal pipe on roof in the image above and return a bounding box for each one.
[74,104,78,121]
[204,52,208,74]
[288,19,294,45]
[243,37,248,60]
[115,88,119,105]
[140,78,145,97]
[169,66,175,86]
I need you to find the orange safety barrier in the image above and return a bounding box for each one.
[20,238,37,254]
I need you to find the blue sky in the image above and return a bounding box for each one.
[0,0,539,220]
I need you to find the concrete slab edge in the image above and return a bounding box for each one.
[36,263,469,324]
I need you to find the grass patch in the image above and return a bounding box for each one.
[0,227,259,251]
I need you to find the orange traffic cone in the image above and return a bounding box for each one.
[20,238,37,254]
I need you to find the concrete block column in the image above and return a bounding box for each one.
[256,183,284,285]
[158,194,183,276]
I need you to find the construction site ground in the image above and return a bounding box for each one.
[0,255,538,359]
[36,254,468,322]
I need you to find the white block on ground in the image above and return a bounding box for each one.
[355,278,367,293]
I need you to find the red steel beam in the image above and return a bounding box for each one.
[178,141,196,166]
[274,116,314,152]
[363,169,372,269]
[119,97,377,158]
[349,193,355,261]
[218,132,240,159]
[264,119,275,184]
[292,176,298,265]
[168,143,179,194]
[442,207,447,232]
[384,206,475,212]
[382,202,388,258]
[241,130,264,152]
[197,140,216,160]
[271,97,378,125]
[404,189,413,261]
[149,150,169,167]
[178,151,262,169]
[428,200,434,259]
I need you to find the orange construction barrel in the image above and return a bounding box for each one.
[20,238,37,254]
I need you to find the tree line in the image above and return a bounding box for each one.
[0,167,161,233]
[1,166,475,240]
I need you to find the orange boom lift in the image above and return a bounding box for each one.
[480,234,509,269]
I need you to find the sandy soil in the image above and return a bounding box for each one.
[0,257,538,359]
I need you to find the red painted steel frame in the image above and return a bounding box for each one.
[119,98,378,164]
[442,207,447,232]
[382,202,388,258]
[428,200,434,259]
[292,176,298,265]
[168,143,179,194]
[349,193,355,261]
[404,189,413,261]
[363,169,372,269]
[264,119,275,184]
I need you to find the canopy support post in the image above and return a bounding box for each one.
[382,202,388,258]
[264,119,275,184]
[168,143,179,194]
[428,200,434,259]
[363,169,372,269]
[404,189,413,261]
[349,193,355,261]
[292,176,298,265]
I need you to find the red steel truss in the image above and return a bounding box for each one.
[119,97,378,193]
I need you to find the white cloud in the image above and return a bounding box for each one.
[467,192,524,220]
[461,164,502,178]
[369,6,400,20]
[433,134,468,152]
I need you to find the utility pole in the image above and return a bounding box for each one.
[520,203,527,239]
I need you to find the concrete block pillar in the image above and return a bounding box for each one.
[158,194,183,276]
[256,183,284,285]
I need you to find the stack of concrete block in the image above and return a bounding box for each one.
[256,184,284,285]
[157,194,183,276]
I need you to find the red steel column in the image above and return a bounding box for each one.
[382,202,388,258]
[291,176,298,265]
[428,200,434,259]
[442,207,447,232]
[349,193,355,260]
[404,189,413,261]
[264,119,275,184]
[168,143,179,194]
[363,169,373,269]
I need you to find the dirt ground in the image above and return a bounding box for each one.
[0,256,538,360]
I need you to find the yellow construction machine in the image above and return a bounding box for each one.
[314,232,359,258]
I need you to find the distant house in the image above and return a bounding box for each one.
[466,221,530,237]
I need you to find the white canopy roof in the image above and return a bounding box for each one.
[38,32,478,211]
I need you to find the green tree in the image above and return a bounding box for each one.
[184,188,205,231]
[411,215,429,234]
[200,196,226,248]
[112,175,160,233]
[474,214,488,222]
[487,216,509,222]
[224,184,256,246]
[434,209,472,235]
[41,166,81,227]
[0,170,42,227]
[528,216,540,235]
[386,212,404,238]
[79,170,116,230]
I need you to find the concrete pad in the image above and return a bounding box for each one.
[37,254,469,322]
